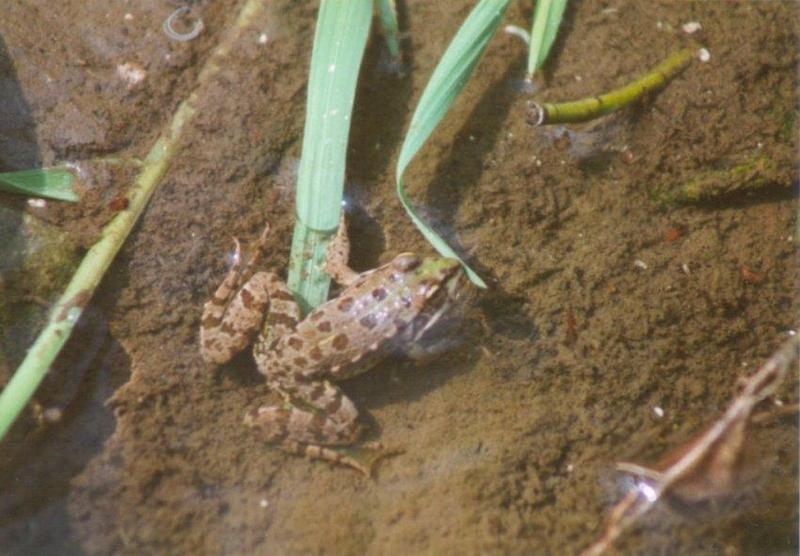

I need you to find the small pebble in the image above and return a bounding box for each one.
[633,259,648,270]
[259,499,269,508]
[682,21,702,34]
[697,48,711,63]
[653,406,665,418]
[117,62,147,87]
[258,33,268,45]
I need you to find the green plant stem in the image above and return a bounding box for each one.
[0,0,268,442]
[529,47,695,125]
[659,155,786,203]
[287,0,372,314]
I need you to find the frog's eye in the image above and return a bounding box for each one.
[392,253,421,272]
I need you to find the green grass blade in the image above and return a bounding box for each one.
[376,0,401,61]
[0,167,79,202]
[287,0,372,313]
[396,0,512,289]
[527,0,567,78]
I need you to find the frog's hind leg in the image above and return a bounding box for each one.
[244,379,397,475]
[200,225,300,365]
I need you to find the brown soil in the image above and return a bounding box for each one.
[0,1,797,555]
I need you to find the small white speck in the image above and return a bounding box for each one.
[258,33,268,45]
[507,132,514,139]
[503,25,530,46]
[27,198,47,208]
[328,64,336,73]
[259,499,269,508]
[66,306,82,323]
[681,263,691,275]
[697,48,711,63]
[330,108,339,116]
[601,7,618,15]
[756,142,763,149]
[741,361,749,368]
[653,406,665,418]
[574,74,582,82]
[42,407,63,423]
[469,135,476,142]
[682,21,702,34]
[774,399,785,407]
[656,21,664,30]
[787,235,793,242]
[638,481,658,502]
[124,13,134,21]
[535,159,542,167]
[566,463,574,473]
[787,329,797,336]
[633,259,648,270]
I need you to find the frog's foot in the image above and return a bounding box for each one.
[244,401,401,476]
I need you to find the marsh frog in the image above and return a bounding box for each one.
[200,217,466,474]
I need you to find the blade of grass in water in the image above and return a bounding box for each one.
[397,0,512,289]
[0,0,270,443]
[0,167,79,202]
[527,0,567,78]
[376,0,401,62]
[287,1,372,313]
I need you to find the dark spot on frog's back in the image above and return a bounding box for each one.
[337,297,354,312]
[309,346,324,361]
[309,310,325,321]
[332,333,349,350]
[359,314,378,330]
[293,356,308,367]
[371,287,388,301]
[288,337,304,350]
[317,320,332,333]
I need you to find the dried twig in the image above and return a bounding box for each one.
[583,334,799,556]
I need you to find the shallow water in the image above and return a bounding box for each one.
[0,1,797,554]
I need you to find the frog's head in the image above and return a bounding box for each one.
[389,253,470,338]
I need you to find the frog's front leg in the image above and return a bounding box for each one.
[200,227,300,365]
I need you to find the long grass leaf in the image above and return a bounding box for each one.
[0,167,79,202]
[287,0,372,313]
[527,0,567,78]
[396,0,511,289]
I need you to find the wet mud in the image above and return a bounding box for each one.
[0,1,797,554]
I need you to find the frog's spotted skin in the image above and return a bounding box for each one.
[200,217,466,474]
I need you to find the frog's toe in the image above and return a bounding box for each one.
[278,440,403,477]
[332,443,405,477]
